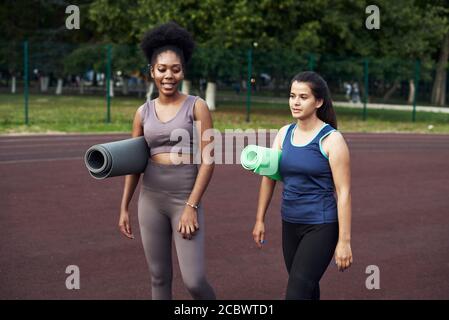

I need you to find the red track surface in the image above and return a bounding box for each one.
[1,132,448,299]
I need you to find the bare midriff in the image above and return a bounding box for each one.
[151,152,195,165]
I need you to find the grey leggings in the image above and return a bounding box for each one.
[138,159,216,300]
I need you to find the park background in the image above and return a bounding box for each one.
[0,0,448,133]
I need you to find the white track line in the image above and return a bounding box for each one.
[0,157,83,165]
[0,142,95,149]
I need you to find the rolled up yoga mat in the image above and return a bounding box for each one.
[84,136,150,180]
[240,145,282,181]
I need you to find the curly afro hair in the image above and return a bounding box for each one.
[140,21,195,67]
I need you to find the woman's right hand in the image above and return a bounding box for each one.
[119,209,134,239]
[252,221,265,249]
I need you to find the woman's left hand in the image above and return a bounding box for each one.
[335,240,353,272]
[178,205,200,240]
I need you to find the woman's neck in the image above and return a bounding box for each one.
[296,116,324,132]
[157,91,184,105]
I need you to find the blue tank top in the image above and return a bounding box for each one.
[279,123,338,224]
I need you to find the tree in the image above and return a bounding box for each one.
[432,32,448,106]
[87,0,449,105]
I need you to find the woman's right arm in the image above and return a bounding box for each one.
[252,176,276,248]
[252,125,288,248]
[118,106,144,239]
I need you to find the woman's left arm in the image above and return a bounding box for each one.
[188,98,215,207]
[178,98,215,239]
[327,131,353,271]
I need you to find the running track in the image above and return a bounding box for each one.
[1,132,448,299]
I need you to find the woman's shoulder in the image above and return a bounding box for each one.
[324,125,342,140]
[136,101,150,124]
[323,129,347,149]
[137,101,148,111]
[192,96,211,115]
[275,123,294,149]
[192,95,206,107]
[279,123,294,135]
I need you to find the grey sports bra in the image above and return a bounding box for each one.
[140,95,198,156]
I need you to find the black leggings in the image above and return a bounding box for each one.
[282,220,339,300]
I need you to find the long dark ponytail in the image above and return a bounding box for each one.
[290,71,337,129]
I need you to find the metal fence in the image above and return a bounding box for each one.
[0,41,445,125]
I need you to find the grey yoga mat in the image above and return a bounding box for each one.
[84,136,150,179]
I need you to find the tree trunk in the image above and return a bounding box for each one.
[79,79,84,94]
[440,70,447,106]
[382,79,400,101]
[56,78,63,95]
[109,80,114,97]
[121,77,129,95]
[40,77,44,91]
[40,76,49,92]
[181,79,191,95]
[431,32,449,106]
[408,79,415,104]
[11,76,16,93]
[206,82,216,110]
[44,76,49,91]
[241,79,247,91]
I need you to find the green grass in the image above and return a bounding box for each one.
[1,93,448,134]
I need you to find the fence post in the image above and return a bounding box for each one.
[412,59,420,122]
[363,58,369,121]
[246,48,252,122]
[106,44,112,123]
[23,41,29,126]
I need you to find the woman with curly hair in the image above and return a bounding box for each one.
[118,21,216,300]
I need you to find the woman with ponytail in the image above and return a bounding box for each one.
[252,71,353,300]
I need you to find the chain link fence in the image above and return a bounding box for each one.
[0,41,446,126]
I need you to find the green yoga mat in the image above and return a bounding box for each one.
[84,136,150,180]
[240,145,282,181]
